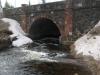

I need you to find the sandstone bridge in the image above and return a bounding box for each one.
[4,0,100,43]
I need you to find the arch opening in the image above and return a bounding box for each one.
[29,17,61,41]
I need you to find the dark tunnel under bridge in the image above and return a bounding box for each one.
[29,17,61,42]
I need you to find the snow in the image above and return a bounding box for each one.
[2,18,25,37]
[1,18,33,47]
[74,21,100,60]
[12,36,33,47]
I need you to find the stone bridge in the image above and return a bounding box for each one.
[3,0,100,42]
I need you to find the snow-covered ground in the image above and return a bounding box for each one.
[1,18,33,47]
[74,21,100,60]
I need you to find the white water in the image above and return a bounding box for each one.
[0,47,59,75]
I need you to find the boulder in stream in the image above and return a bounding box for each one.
[0,18,33,49]
[0,20,12,49]
[71,21,100,75]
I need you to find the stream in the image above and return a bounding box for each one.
[0,40,92,75]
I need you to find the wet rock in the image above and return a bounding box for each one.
[0,20,12,49]
[0,30,12,49]
[22,59,92,75]
[1,18,33,47]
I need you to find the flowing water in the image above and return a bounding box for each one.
[0,40,92,75]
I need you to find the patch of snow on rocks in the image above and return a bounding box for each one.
[74,21,100,60]
[1,18,33,47]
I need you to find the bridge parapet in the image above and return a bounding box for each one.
[3,0,100,42]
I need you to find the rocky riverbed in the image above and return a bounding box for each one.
[0,42,92,75]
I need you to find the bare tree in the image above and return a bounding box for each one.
[42,0,46,4]
[0,0,3,18]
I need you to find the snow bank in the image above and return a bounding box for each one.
[74,21,100,60]
[12,36,33,47]
[1,18,33,47]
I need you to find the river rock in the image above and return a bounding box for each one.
[24,59,92,75]
[0,18,33,48]
[71,21,100,75]
[0,20,12,49]
[1,18,33,47]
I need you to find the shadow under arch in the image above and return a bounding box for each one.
[29,17,61,41]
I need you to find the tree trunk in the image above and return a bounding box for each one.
[42,0,46,4]
[0,0,3,18]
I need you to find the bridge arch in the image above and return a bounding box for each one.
[29,17,61,40]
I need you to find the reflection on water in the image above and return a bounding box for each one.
[0,40,92,75]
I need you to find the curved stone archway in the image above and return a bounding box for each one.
[29,17,61,40]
